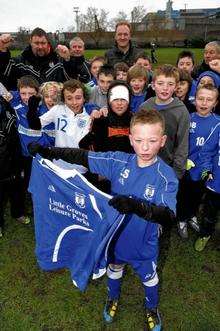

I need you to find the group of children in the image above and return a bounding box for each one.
[0,46,220,331]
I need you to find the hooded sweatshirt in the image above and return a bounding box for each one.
[140,97,190,179]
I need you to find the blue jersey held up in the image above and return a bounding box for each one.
[29,156,125,291]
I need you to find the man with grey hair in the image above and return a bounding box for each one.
[193,41,220,79]
[69,36,91,83]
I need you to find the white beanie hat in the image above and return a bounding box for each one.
[109,85,129,103]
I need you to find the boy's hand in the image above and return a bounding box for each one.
[28,95,41,111]
[90,109,102,120]
[109,195,152,219]
[109,195,135,214]
[28,142,51,158]
[186,159,195,170]
[201,170,213,181]
[99,107,108,117]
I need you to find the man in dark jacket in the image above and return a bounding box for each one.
[69,36,91,84]
[105,22,141,68]
[193,41,220,79]
[0,28,85,89]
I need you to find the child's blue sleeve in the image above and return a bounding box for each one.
[198,123,220,172]
[84,103,100,115]
[88,151,124,181]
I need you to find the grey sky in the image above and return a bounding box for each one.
[0,0,219,32]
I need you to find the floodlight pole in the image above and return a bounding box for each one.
[73,6,79,32]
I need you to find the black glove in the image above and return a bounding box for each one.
[28,95,41,111]
[109,195,145,215]
[109,195,175,227]
[28,142,52,158]
[28,143,89,167]
[27,96,42,130]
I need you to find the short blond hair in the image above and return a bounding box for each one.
[130,108,165,134]
[127,65,148,83]
[153,64,180,83]
[196,83,219,99]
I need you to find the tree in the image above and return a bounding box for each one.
[109,11,128,30]
[77,7,109,32]
[131,6,146,23]
[16,26,31,46]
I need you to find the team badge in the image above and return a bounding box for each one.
[75,192,86,208]
[144,184,155,200]
[77,118,87,128]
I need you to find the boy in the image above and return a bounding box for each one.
[89,64,114,109]
[80,80,133,193]
[140,64,190,180]
[191,70,220,114]
[194,94,220,251]
[80,80,133,153]
[127,65,148,113]
[177,84,220,239]
[114,62,129,81]
[37,81,63,145]
[134,52,153,83]
[176,50,195,75]
[27,79,92,173]
[176,50,197,104]
[29,109,178,331]
[87,56,105,88]
[175,69,195,113]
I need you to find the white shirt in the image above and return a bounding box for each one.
[40,104,91,172]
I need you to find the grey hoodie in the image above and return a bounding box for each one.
[140,97,190,179]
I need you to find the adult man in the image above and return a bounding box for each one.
[105,21,141,67]
[0,28,84,89]
[69,37,91,83]
[193,41,220,79]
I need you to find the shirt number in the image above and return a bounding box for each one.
[196,137,205,146]
[57,118,67,132]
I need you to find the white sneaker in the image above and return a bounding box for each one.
[177,221,188,239]
[189,216,200,232]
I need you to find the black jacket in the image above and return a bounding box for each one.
[0,97,22,180]
[0,46,85,89]
[79,110,133,153]
[76,57,91,84]
[105,41,142,67]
